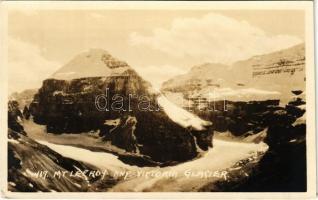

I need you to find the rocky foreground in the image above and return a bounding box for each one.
[8,101,118,192]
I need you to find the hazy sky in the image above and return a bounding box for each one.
[8,9,304,92]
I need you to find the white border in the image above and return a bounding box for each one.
[0,1,315,199]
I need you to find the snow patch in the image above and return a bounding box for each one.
[297,104,306,110]
[157,94,211,130]
[293,114,306,126]
[8,138,20,144]
[73,182,82,188]
[9,182,16,187]
[104,119,121,126]
[25,169,37,177]
[54,72,76,78]
[37,140,133,171]
[53,91,65,96]
[207,87,281,101]
[111,139,268,191]
[35,138,268,192]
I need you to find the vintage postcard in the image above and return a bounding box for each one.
[0,1,316,199]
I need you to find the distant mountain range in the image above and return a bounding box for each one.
[161,43,305,104]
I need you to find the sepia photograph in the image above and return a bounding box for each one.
[0,1,316,199]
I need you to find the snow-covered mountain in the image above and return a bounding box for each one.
[162,43,305,103]
[52,49,131,80]
[30,49,213,164]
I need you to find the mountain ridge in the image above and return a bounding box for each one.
[52,49,132,80]
[161,43,305,103]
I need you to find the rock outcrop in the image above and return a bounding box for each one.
[194,100,281,137]
[8,101,117,192]
[202,92,307,192]
[254,93,306,191]
[8,101,26,135]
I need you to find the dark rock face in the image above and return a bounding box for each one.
[8,101,117,192]
[8,100,26,135]
[22,106,31,120]
[30,72,150,133]
[8,129,117,192]
[211,94,307,192]
[254,97,306,192]
[103,116,138,153]
[29,55,213,164]
[291,90,303,96]
[194,100,281,137]
[192,130,213,151]
[133,111,200,162]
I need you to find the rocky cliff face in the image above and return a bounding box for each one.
[196,100,281,136]
[8,101,117,192]
[29,49,213,164]
[8,100,26,135]
[254,94,306,191]
[208,93,307,192]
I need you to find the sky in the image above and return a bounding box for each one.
[8,9,304,92]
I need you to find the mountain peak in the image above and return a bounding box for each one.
[87,48,110,55]
[52,49,130,80]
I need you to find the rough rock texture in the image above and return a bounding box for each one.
[8,101,26,135]
[192,100,281,137]
[8,131,117,192]
[30,50,213,164]
[8,101,117,192]
[205,92,307,192]
[254,94,307,192]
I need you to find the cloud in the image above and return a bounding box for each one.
[134,65,187,90]
[8,37,60,92]
[129,12,302,64]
